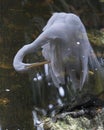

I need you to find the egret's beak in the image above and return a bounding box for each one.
[25,60,50,69]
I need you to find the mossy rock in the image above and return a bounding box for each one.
[40,108,104,130]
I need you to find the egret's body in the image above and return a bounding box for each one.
[13,12,104,99]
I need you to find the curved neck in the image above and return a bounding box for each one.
[13,28,52,72]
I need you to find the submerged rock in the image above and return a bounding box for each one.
[41,108,104,130]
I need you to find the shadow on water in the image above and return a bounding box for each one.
[0,0,104,130]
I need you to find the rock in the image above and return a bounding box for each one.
[39,108,104,130]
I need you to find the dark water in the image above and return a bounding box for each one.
[0,0,104,130]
